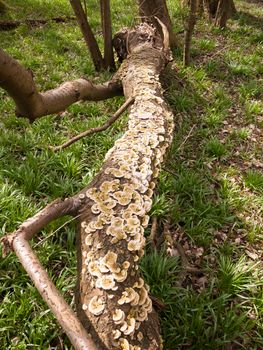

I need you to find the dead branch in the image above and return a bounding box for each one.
[147,217,158,245]
[0,48,122,121]
[13,238,98,350]
[0,16,75,31]
[154,16,170,53]
[50,97,134,152]
[1,196,98,350]
[177,124,196,151]
[69,0,105,71]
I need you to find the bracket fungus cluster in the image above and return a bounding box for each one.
[76,23,174,350]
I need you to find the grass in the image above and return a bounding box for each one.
[0,0,263,349]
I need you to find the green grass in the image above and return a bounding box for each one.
[1,0,263,349]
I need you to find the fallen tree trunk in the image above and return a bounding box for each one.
[1,22,174,349]
[76,23,174,349]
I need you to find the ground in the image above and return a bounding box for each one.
[0,0,262,349]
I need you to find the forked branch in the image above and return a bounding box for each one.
[0,48,122,121]
[1,196,98,350]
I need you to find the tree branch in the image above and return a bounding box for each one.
[50,96,134,152]
[1,196,98,350]
[0,48,122,121]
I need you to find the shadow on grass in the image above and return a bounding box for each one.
[237,11,263,30]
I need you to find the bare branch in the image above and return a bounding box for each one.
[50,96,134,152]
[147,216,158,245]
[12,237,98,350]
[1,196,98,350]
[0,48,122,121]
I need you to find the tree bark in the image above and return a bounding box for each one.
[0,48,121,121]
[100,0,115,70]
[183,0,198,66]
[214,0,230,27]
[1,22,174,350]
[69,0,105,71]
[138,0,179,48]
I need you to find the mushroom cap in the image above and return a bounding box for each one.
[118,287,137,305]
[98,275,116,290]
[128,240,141,252]
[122,261,130,270]
[88,296,105,315]
[133,278,144,289]
[123,317,136,335]
[138,287,148,305]
[113,269,128,282]
[101,251,120,273]
[113,308,125,324]
[136,308,148,322]
[85,234,93,246]
[113,329,122,340]
[119,338,130,350]
[130,291,140,306]
[88,261,101,277]
[137,331,144,341]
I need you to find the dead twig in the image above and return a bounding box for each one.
[147,216,158,245]
[50,97,134,152]
[33,214,81,248]
[177,124,196,151]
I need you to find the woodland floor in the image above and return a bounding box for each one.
[0,0,262,349]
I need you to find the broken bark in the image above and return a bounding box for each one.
[138,0,179,48]
[0,48,121,121]
[183,0,198,66]
[69,0,105,71]
[1,22,174,350]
